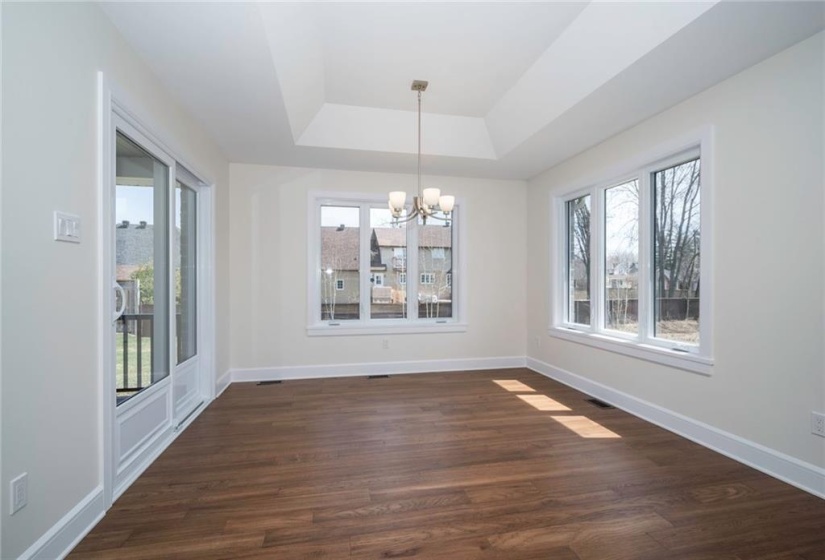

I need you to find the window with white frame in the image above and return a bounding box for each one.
[554,142,712,373]
[310,193,461,333]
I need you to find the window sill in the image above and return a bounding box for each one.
[308,322,468,337]
[548,326,713,376]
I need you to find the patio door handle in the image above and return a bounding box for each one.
[113,281,126,322]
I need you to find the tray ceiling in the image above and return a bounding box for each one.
[100,1,824,179]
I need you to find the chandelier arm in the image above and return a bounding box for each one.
[421,212,451,222]
[417,89,422,198]
[392,210,421,225]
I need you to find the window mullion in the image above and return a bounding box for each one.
[562,201,571,325]
[407,215,419,320]
[556,198,568,327]
[310,202,321,325]
[359,203,371,323]
[590,187,604,333]
[638,170,653,344]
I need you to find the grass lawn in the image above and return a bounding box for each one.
[611,319,699,343]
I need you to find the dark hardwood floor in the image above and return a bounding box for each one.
[70,369,825,559]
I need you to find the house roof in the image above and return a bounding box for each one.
[321,227,360,271]
[115,223,181,272]
[116,223,156,268]
[321,226,452,271]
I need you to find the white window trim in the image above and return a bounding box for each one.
[549,127,714,376]
[307,191,467,336]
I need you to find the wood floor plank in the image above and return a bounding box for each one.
[69,369,825,559]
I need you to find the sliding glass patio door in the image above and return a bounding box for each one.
[109,115,204,494]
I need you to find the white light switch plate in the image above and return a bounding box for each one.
[54,211,81,243]
[10,472,27,515]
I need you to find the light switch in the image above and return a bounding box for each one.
[54,211,81,243]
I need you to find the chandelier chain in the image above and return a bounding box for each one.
[418,89,422,198]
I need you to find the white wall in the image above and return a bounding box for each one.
[527,32,825,468]
[229,165,527,371]
[1,3,229,558]
[0,6,4,556]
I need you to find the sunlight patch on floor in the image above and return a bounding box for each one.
[493,380,535,393]
[551,415,621,438]
[492,379,621,439]
[517,394,571,411]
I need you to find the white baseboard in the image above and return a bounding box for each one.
[215,370,231,397]
[20,486,105,560]
[526,357,825,499]
[231,356,526,383]
[24,393,212,559]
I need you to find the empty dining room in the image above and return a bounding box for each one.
[1,2,824,559]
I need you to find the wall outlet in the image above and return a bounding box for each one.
[10,473,28,515]
[381,338,389,350]
[812,412,825,438]
[534,335,541,348]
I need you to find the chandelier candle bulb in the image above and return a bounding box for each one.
[439,195,455,213]
[423,188,441,207]
[389,191,407,211]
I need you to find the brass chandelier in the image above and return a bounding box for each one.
[388,80,454,224]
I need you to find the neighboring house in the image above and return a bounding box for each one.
[606,261,639,296]
[373,225,453,303]
[115,220,181,313]
[320,225,453,318]
[115,221,153,280]
[658,268,700,298]
[320,227,361,318]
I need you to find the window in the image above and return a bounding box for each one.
[653,159,701,344]
[320,205,359,321]
[175,180,198,365]
[310,193,463,334]
[605,180,639,334]
[566,194,591,326]
[553,139,712,374]
[114,131,171,403]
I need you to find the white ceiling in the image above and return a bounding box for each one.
[100,1,825,180]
